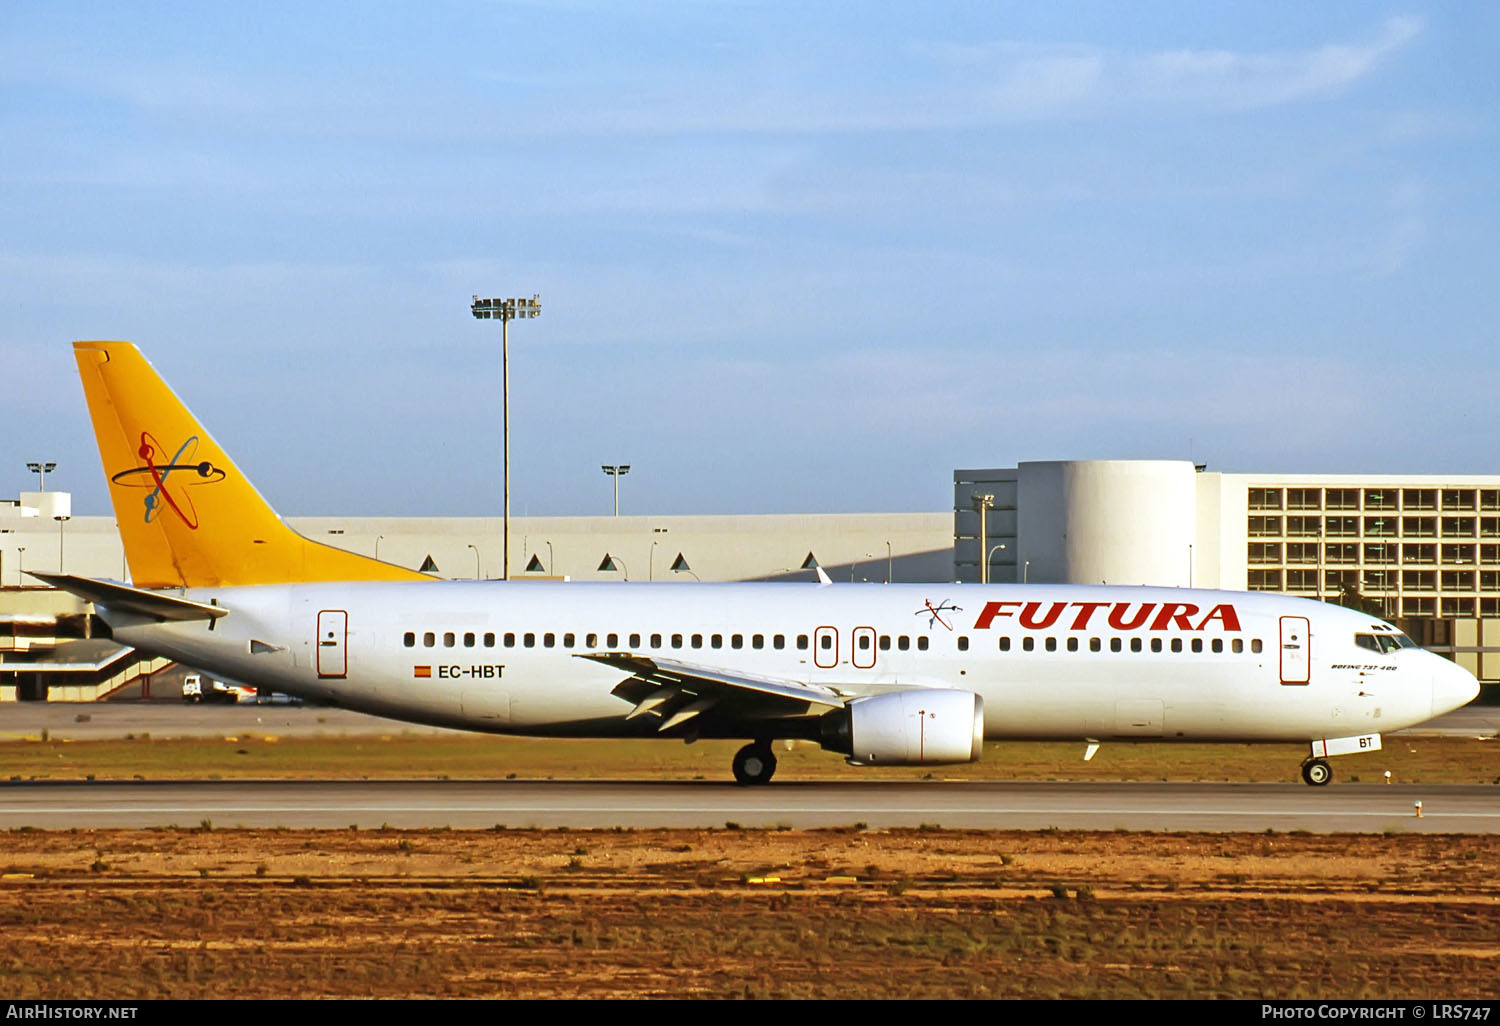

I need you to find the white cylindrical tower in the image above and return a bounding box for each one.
[1017,461,1198,586]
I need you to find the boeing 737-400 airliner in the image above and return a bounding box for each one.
[36,342,1479,785]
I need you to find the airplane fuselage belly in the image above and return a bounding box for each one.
[103,581,1448,745]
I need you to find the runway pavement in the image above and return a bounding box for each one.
[0,702,467,741]
[3,702,1495,834]
[1,779,1494,832]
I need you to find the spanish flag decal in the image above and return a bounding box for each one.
[413,666,432,679]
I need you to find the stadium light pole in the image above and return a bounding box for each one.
[27,462,56,491]
[601,465,630,516]
[971,492,994,584]
[471,294,541,580]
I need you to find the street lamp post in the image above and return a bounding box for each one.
[467,544,481,580]
[987,543,1007,581]
[601,465,630,517]
[27,462,56,491]
[1317,524,1325,604]
[471,294,542,580]
[55,516,71,572]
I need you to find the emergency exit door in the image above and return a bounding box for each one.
[813,626,839,669]
[317,609,348,678]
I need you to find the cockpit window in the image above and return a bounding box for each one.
[1355,632,1414,654]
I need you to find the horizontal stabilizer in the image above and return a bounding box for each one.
[28,572,228,622]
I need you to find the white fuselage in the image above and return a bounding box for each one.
[105,581,1478,745]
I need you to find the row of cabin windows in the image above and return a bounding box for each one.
[975,635,1260,655]
[946,635,1258,654]
[400,630,1257,656]
[399,630,935,652]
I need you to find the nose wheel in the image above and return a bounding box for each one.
[1300,758,1332,786]
[732,742,777,786]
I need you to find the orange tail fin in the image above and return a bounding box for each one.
[74,341,430,588]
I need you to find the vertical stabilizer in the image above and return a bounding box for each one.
[73,341,431,588]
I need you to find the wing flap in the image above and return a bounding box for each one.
[577,651,845,732]
[579,652,845,707]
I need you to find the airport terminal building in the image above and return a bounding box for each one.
[6,459,1500,698]
[954,461,1500,683]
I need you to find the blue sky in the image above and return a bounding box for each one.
[3,3,1496,516]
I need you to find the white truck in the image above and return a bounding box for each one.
[180,674,255,703]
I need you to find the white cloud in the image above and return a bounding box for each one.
[0,15,1425,145]
[906,17,1423,125]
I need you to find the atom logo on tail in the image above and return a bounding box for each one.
[109,432,226,529]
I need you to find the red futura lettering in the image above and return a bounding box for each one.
[973,600,1242,632]
[973,601,1024,629]
[1197,603,1241,631]
[1151,602,1199,631]
[1108,602,1155,630]
[1069,601,1111,630]
[1019,601,1068,629]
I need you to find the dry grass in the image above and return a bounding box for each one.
[3,734,1497,784]
[2,827,1497,999]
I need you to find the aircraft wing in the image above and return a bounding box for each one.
[577,651,845,732]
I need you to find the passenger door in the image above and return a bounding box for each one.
[851,625,876,669]
[1279,615,1310,685]
[317,609,348,678]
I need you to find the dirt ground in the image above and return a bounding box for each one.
[3,827,1496,999]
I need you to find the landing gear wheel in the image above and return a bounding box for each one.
[732,743,777,786]
[1301,759,1332,786]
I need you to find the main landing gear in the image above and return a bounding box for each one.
[732,742,777,786]
[1300,758,1333,786]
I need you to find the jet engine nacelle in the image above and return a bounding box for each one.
[821,689,984,765]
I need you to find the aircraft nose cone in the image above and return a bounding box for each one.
[1433,658,1480,718]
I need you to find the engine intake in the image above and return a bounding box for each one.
[821,689,984,765]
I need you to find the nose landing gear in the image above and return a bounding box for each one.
[1300,758,1332,786]
[732,742,777,785]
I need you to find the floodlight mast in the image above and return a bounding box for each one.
[971,491,994,584]
[602,464,630,517]
[27,462,57,491]
[471,294,541,580]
